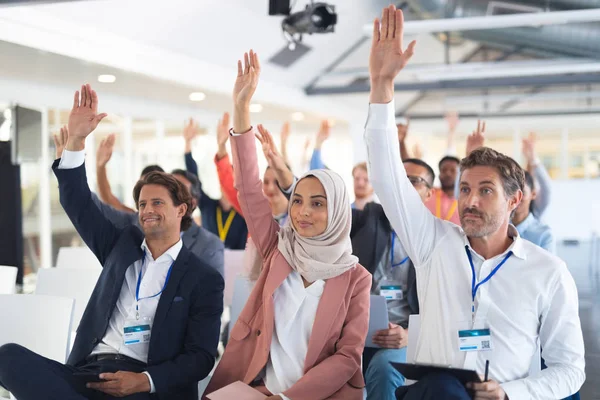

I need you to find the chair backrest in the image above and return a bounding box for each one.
[228,276,254,339]
[0,294,74,363]
[35,268,101,331]
[56,247,102,269]
[223,250,246,307]
[407,314,542,376]
[0,266,18,294]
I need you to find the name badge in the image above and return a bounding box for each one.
[380,285,403,301]
[458,328,493,352]
[123,317,152,346]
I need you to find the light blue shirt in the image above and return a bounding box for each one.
[516,213,556,254]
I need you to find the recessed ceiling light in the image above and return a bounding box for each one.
[189,92,206,102]
[98,74,116,83]
[291,112,305,121]
[249,104,263,113]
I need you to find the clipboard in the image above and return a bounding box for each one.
[366,295,389,348]
[390,362,482,385]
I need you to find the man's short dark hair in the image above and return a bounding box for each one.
[171,169,201,207]
[133,171,193,231]
[404,158,435,186]
[438,156,461,170]
[140,165,164,177]
[460,147,524,198]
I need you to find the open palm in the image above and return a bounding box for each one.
[97,134,116,167]
[369,6,416,84]
[233,50,261,108]
[68,84,108,139]
[217,112,231,147]
[466,120,486,156]
[256,124,286,172]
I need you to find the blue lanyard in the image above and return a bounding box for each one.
[135,250,175,319]
[465,246,512,318]
[390,232,409,268]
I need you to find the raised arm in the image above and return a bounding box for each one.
[445,111,459,156]
[523,133,552,217]
[182,119,218,211]
[310,120,330,170]
[53,84,121,266]
[501,264,585,398]
[231,50,280,258]
[280,121,291,167]
[396,118,410,161]
[255,124,295,194]
[214,112,243,215]
[96,133,136,213]
[364,6,448,266]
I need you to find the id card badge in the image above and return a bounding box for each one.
[123,316,152,346]
[458,328,493,352]
[380,285,403,301]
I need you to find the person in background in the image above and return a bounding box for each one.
[58,126,224,277]
[183,118,248,250]
[96,133,163,213]
[365,7,584,399]
[309,120,330,170]
[214,112,289,226]
[522,132,553,219]
[512,170,556,253]
[359,158,435,400]
[0,84,223,400]
[425,154,460,225]
[204,49,370,400]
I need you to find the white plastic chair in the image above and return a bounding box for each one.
[228,276,254,339]
[223,250,246,308]
[35,268,101,333]
[0,266,18,294]
[56,247,101,269]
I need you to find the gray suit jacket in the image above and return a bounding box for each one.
[90,193,224,277]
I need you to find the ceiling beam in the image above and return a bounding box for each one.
[306,73,600,95]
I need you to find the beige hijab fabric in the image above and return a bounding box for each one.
[277,169,358,282]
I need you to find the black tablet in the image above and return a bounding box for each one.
[390,362,482,385]
[73,372,105,383]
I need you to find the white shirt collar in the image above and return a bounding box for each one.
[463,224,527,261]
[141,239,183,263]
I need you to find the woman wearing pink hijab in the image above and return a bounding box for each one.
[204,50,371,400]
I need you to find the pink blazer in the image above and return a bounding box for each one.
[204,130,371,400]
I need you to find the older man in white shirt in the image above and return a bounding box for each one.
[363,5,585,400]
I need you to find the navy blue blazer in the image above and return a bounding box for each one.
[53,160,224,400]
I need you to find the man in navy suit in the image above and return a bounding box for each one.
[0,84,224,400]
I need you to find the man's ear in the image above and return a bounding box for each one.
[509,190,524,212]
[177,203,188,219]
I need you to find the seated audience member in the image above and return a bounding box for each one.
[358,158,434,400]
[204,51,371,400]
[58,126,224,277]
[522,132,553,218]
[365,6,584,400]
[0,84,224,400]
[183,118,248,250]
[214,112,289,226]
[309,120,331,170]
[424,155,460,225]
[513,171,556,253]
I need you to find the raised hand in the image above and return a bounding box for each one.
[67,84,107,150]
[97,133,116,168]
[280,122,290,145]
[397,117,409,142]
[52,125,69,160]
[216,112,231,147]
[233,50,261,109]
[256,125,286,171]
[522,132,537,163]
[315,120,331,149]
[369,5,416,103]
[466,120,486,156]
[233,50,261,133]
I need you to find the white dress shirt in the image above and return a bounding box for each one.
[364,102,585,399]
[59,149,183,393]
[265,271,325,400]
